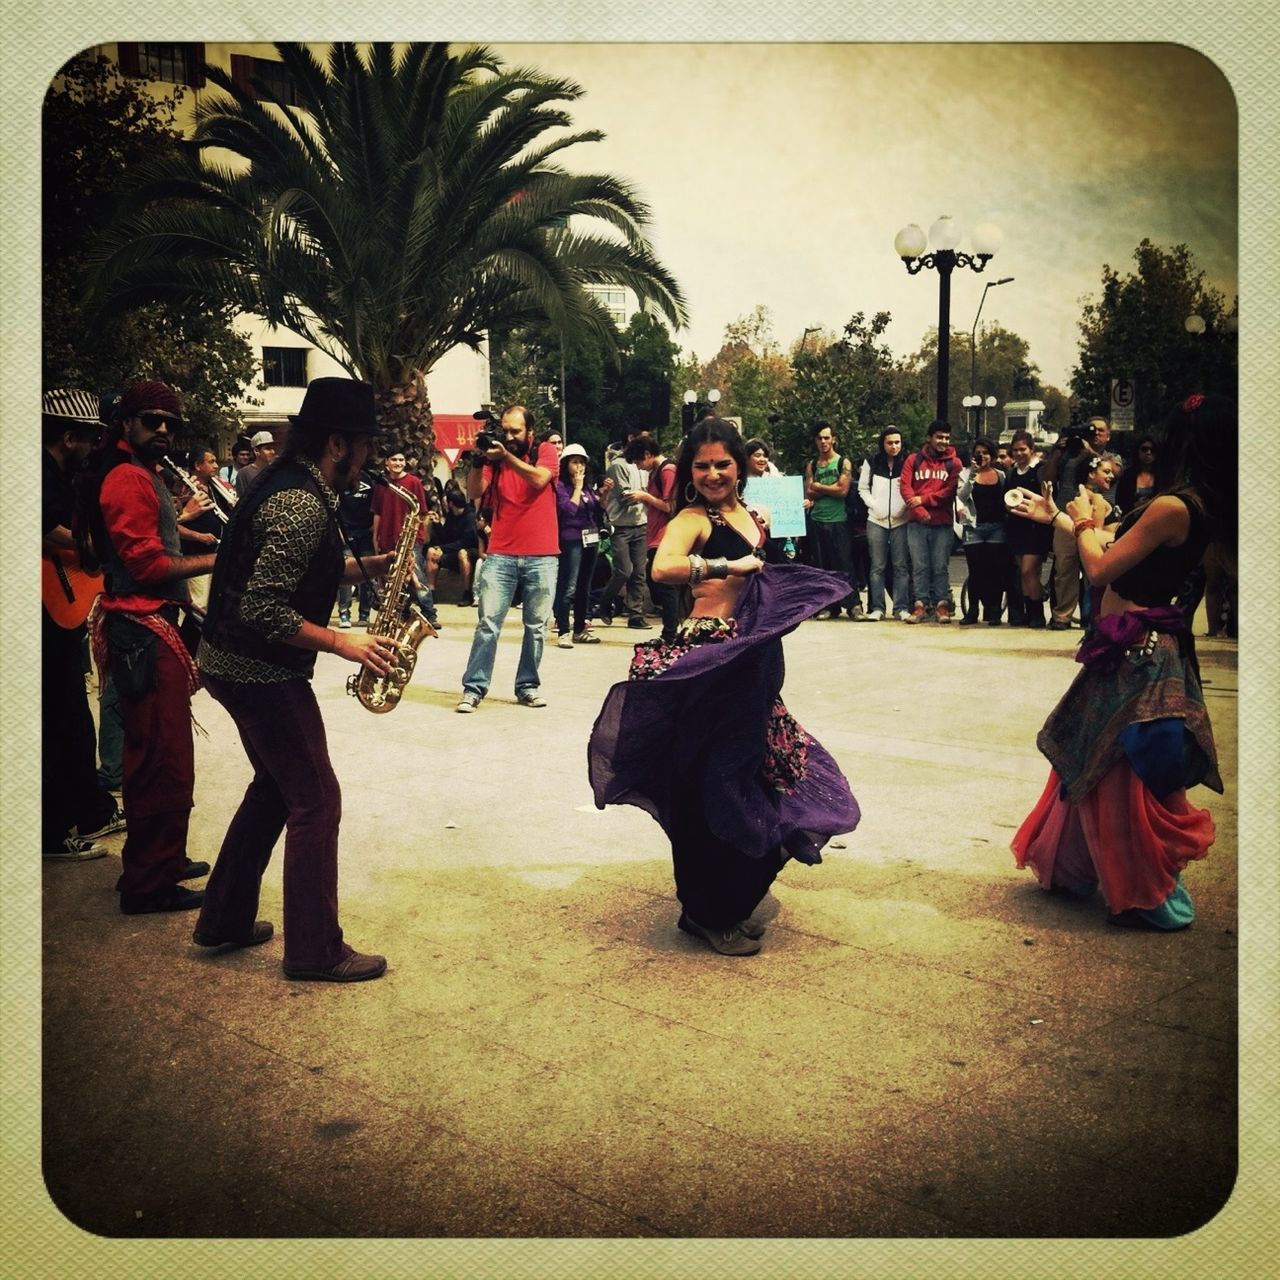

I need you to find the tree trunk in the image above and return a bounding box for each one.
[375,373,442,523]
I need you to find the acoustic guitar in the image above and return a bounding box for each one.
[42,548,103,629]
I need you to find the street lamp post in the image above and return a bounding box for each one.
[894,216,1004,424]
[969,275,1015,413]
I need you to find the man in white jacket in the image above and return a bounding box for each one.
[856,426,910,621]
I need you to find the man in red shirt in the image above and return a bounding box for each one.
[457,405,558,712]
[80,380,218,913]
[371,447,441,629]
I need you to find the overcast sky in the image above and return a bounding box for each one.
[497,42,1238,393]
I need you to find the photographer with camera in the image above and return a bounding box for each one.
[1040,415,1110,630]
[456,404,559,712]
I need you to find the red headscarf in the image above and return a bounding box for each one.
[119,380,183,420]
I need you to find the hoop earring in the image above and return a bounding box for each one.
[684,482,698,504]
[736,478,747,498]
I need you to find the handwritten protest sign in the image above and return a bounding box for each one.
[743,474,806,539]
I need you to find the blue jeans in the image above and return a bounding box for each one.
[866,522,909,615]
[461,553,557,699]
[97,673,124,791]
[337,529,375,620]
[553,543,583,634]
[907,522,954,609]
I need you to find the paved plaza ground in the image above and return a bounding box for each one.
[28,580,1255,1272]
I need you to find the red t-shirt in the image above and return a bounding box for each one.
[372,472,428,551]
[486,442,560,556]
[645,460,677,549]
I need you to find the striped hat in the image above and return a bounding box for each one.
[42,388,101,427]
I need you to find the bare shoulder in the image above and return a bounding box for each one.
[1146,493,1192,532]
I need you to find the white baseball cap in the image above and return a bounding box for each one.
[560,443,589,462]
[250,430,276,447]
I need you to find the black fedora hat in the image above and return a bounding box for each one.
[288,378,388,437]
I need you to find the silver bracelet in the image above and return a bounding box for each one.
[688,553,706,586]
[705,557,729,580]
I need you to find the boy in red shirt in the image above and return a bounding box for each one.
[900,419,962,623]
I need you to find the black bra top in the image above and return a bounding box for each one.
[1110,492,1210,606]
[701,505,765,559]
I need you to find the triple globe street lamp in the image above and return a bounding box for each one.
[894,215,1005,425]
[962,393,999,437]
[681,386,721,433]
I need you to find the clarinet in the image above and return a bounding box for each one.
[160,455,229,525]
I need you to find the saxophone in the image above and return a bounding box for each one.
[347,481,437,713]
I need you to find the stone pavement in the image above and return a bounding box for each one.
[38,596,1241,1255]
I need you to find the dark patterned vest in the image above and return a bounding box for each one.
[203,459,344,677]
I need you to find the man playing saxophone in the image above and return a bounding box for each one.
[194,378,398,983]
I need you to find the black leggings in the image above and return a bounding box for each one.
[668,787,784,930]
[963,542,1011,621]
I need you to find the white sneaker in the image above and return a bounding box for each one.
[45,835,108,861]
[557,633,574,649]
[896,609,911,622]
[516,690,547,708]
[456,693,480,714]
[860,610,883,622]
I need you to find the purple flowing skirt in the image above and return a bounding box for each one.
[587,564,861,865]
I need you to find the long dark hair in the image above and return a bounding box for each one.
[1115,434,1157,513]
[1153,394,1236,550]
[673,417,748,514]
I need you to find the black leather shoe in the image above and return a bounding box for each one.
[192,921,274,950]
[283,951,387,982]
[178,858,210,881]
[677,911,761,955]
[120,885,205,915]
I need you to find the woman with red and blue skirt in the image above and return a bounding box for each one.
[1008,394,1233,929]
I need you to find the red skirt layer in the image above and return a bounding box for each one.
[1012,761,1215,913]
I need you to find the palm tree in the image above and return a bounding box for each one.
[88,42,686,464]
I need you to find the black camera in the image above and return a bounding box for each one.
[1059,422,1097,457]
[470,407,502,459]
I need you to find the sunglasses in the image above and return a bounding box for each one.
[138,412,181,429]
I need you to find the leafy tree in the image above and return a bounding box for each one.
[87,42,686,463]
[490,307,678,463]
[600,310,681,445]
[770,312,897,472]
[43,53,258,453]
[488,324,560,426]
[897,322,1041,444]
[1071,239,1236,429]
[699,307,793,442]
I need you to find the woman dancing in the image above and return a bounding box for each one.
[1009,393,1233,929]
[588,419,860,955]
